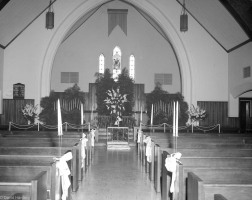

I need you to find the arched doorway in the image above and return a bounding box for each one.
[40,0,192,105]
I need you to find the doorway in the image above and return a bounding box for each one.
[239,98,252,133]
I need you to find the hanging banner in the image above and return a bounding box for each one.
[108,9,128,36]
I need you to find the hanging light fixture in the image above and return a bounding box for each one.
[180,0,188,32]
[46,0,54,29]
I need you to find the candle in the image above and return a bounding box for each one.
[57,99,63,136]
[140,106,143,122]
[81,103,84,125]
[173,101,175,136]
[151,104,153,126]
[176,101,179,137]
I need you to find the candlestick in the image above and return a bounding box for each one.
[151,104,153,126]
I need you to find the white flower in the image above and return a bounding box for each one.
[186,104,206,126]
[104,88,128,117]
[21,104,38,122]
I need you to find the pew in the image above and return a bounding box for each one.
[188,171,252,200]
[155,140,252,149]
[0,165,58,200]
[161,148,252,157]
[214,194,228,200]
[161,154,252,200]
[138,132,252,200]
[0,151,79,194]
[0,132,93,190]
[0,171,47,200]
[0,138,82,176]
[0,145,84,181]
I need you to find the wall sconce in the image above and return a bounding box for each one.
[46,0,54,29]
[180,0,188,32]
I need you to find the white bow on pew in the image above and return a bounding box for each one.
[90,129,96,147]
[56,152,73,200]
[137,130,142,143]
[82,133,88,167]
[143,136,152,162]
[165,152,182,193]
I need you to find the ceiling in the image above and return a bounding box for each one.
[0,0,251,52]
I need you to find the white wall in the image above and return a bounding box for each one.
[0,48,3,114]
[51,1,180,94]
[2,0,86,104]
[1,0,231,111]
[228,42,252,117]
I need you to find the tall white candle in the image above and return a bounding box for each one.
[81,103,84,125]
[151,104,153,126]
[91,104,94,121]
[173,101,175,136]
[140,106,143,122]
[57,99,63,136]
[176,101,179,137]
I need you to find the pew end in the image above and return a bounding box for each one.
[0,171,47,200]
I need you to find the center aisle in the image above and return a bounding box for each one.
[71,146,161,200]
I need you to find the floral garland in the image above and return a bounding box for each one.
[186,104,206,126]
[21,104,38,124]
[104,87,127,125]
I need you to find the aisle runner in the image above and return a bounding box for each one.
[107,141,130,150]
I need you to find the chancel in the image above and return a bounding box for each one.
[0,0,252,200]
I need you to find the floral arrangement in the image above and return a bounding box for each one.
[186,104,206,126]
[21,104,38,124]
[104,87,128,125]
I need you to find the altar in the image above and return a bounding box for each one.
[106,127,130,150]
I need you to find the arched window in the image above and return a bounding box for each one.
[99,54,105,74]
[112,46,122,81]
[129,55,135,80]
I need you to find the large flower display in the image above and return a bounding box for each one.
[21,104,38,124]
[186,104,206,126]
[104,87,128,126]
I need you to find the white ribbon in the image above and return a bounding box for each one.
[165,152,182,193]
[81,133,88,167]
[90,129,96,147]
[137,130,142,143]
[56,152,73,200]
[143,136,152,162]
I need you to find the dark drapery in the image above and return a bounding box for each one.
[108,9,128,36]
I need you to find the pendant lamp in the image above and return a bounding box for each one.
[180,0,188,32]
[46,0,54,29]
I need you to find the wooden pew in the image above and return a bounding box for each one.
[139,132,252,200]
[154,144,162,193]
[0,148,79,194]
[0,171,48,200]
[154,147,252,194]
[154,140,252,149]
[188,171,252,200]
[161,148,252,157]
[214,194,228,200]
[0,132,92,190]
[1,130,83,136]
[161,154,252,200]
[0,145,84,182]
[0,165,57,200]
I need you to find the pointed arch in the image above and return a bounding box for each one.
[40,0,192,106]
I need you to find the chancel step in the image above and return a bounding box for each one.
[107,141,131,150]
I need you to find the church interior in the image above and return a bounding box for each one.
[0,0,252,200]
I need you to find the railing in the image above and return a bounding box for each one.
[8,121,93,132]
[96,115,135,128]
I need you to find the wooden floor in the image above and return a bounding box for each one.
[71,146,161,200]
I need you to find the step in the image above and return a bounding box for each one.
[107,141,131,150]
